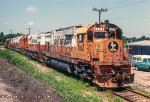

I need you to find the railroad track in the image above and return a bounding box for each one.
[108,88,150,102]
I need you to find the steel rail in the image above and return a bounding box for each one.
[106,88,150,102]
[126,88,150,99]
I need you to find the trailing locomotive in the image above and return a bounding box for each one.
[5,20,134,88]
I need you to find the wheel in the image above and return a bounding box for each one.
[135,66,139,71]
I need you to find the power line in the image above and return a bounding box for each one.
[109,0,147,10]
[113,0,132,4]
[72,0,147,25]
[106,16,150,20]
[43,1,147,28]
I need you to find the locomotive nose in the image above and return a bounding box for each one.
[101,40,124,65]
[108,41,119,64]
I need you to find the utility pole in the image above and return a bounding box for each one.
[92,7,108,24]
[9,30,12,34]
[27,27,32,34]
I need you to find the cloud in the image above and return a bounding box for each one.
[25,21,35,27]
[27,21,35,26]
[26,6,37,12]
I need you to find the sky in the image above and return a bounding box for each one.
[0,0,150,37]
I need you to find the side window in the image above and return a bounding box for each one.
[94,32,106,38]
[116,28,122,39]
[54,39,58,45]
[133,57,136,61]
[87,31,93,41]
[136,57,142,61]
[65,35,73,46]
[78,34,84,43]
[60,39,64,46]
[143,59,147,62]
[77,34,84,51]
[137,58,140,61]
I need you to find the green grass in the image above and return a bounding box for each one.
[0,49,124,102]
[0,42,4,46]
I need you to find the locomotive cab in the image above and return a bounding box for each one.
[76,22,124,63]
[87,23,122,41]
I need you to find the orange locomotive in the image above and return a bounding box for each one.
[6,21,134,88]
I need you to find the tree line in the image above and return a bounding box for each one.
[0,32,23,43]
[122,35,150,43]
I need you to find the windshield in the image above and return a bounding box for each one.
[94,32,106,38]
[108,32,115,38]
[147,58,150,63]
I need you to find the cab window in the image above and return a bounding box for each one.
[65,35,73,46]
[78,34,84,43]
[116,28,122,39]
[107,25,122,39]
[87,31,93,41]
[108,32,115,38]
[143,59,147,62]
[133,57,136,61]
[147,58,150,63]
[137,57,142,61]
[94,32,106,38]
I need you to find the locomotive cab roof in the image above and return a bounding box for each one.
[76,22,122,38]
[75,25,92,34]
[76,23,122,34]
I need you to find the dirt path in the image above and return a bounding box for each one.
[131,69,150,92]
[0,58,64,102]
